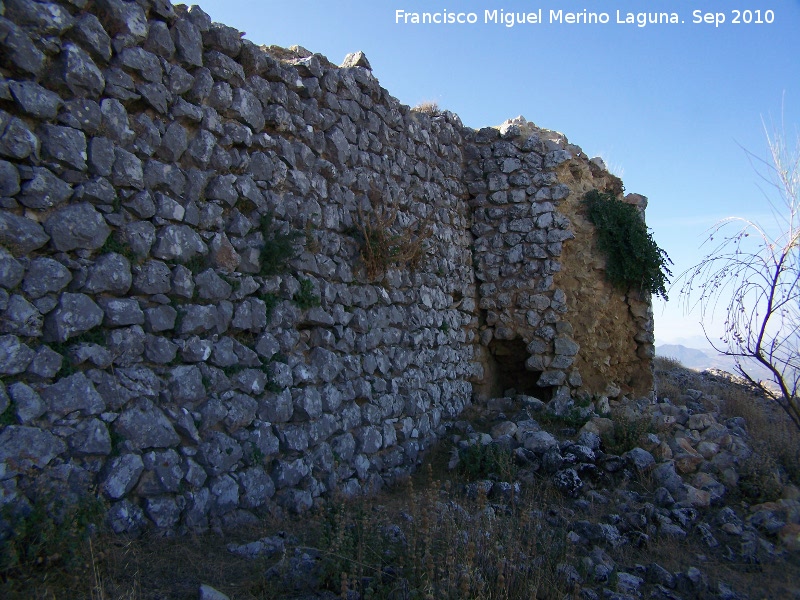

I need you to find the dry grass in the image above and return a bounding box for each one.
[411,101,441,116]
[608,529,800,600]
[3,443,798,600]
[654,356,800,495]
[354,198,433,281]
[653,355,686,401]
[722,384,800,493]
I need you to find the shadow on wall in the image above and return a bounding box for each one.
[474,338,556,402]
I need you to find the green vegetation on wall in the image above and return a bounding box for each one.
[259,212,303,276]
[293,278,321,310]
[583,189,673,300]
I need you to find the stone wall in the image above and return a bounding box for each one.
[0,0,653,532]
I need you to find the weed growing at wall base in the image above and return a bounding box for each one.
[457,442,518,481]
[583,189,673,300]
[601,410,656,455]
[1,492,106,581]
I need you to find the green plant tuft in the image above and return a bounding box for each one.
[222,364,246,377]
[108,428,124,457]
[261,293,280,325]
[264,381,283,394]
[0,406,16,426]
[583,189,673,300]
[183,254,206,274]
[601,412,655,455]
[458,443,517,481]
[259,212,302,276]
[48,329,106,377]
[68,328,106,347]
[99,234,136,263]
[249,442,265,464]
[537,406,593,431]
[293,278,321,310]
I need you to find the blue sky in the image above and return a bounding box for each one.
[196,0,800,347]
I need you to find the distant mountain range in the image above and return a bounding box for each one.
[655,343,775,382]
[656,344,715,369]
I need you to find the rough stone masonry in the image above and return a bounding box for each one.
[0,0,654,531]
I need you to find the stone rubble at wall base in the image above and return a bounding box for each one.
[208,370,800,599]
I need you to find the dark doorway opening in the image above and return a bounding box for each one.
[480,337,555,401]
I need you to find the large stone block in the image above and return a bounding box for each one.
[151,225,207,263]
[171,17,203,67]
[44,203,111,252]
[43,292,104,342]
[9,81,61,120]
[60,42,106,98]
[0,17,46,76]
[102,453,144,499]
[39,124,87,171]
[1,294,42,337]
[0,426,66,474]
[41,371,105,417]
[115,398,181,450]
[23,257,72,298]
[0,335,35,375]
[198,431,243,476]
[0,212,49,255]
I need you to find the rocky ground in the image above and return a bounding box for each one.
[186,360,800,600]
[3,359,799,599]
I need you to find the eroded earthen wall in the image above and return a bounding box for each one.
[553,155,655,398]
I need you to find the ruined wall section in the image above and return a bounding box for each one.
[466,118,654,401]
[0,0,655,534]
[466,121,581,401]
[0,0,478,531]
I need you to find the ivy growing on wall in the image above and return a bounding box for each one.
[583,189,673,300]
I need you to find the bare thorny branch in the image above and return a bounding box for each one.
[678,119,800,432]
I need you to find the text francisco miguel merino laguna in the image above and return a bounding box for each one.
[395,8,683,28]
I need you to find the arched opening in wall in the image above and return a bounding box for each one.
[480,337,555,402]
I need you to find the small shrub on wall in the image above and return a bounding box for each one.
[411,101,441,116]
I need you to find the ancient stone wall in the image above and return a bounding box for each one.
[0,0,652,532]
